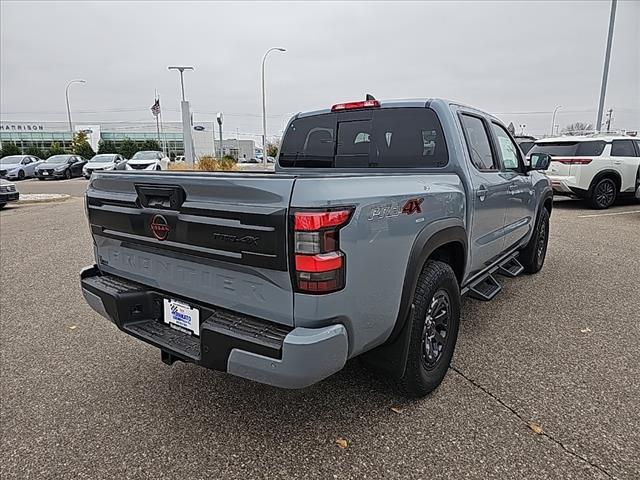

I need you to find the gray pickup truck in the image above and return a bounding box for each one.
[80,97,553,397]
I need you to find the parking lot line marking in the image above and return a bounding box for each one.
[577,210,640,218]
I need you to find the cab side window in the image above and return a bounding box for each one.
[460,114,497,171]
[492,123,521,170]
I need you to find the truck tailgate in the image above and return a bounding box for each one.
[86,171,296,326]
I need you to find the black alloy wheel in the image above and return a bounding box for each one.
[591,178,616,209]
[421,290,452,370]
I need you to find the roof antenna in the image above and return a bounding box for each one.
[365,94,376,101]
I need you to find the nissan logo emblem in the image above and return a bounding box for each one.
[150,214,170,241]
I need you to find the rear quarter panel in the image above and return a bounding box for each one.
[291,174,465,357]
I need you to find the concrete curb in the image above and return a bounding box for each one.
[17,194,72,205]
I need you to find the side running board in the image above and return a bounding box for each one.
[497,256,524,278]
[464,253,523,301]
[468,273,502,301]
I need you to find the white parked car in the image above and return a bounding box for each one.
[0,155,44,180]
[529,135,640,209]
[83,154,126,178]
[125,151,169,171]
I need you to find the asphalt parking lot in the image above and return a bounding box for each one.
[1,189,639,479]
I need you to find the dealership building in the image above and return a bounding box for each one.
[0,121,257,159]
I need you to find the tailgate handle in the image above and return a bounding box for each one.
[135,184,186,210]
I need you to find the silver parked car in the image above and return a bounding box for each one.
[83,154,126,178]
[0,155,44,180]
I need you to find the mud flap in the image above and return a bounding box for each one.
[360,304,415,379]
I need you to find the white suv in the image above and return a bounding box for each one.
[528,135,640,209]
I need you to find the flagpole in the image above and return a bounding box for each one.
[159,99,167,158]
[154,91,162,153]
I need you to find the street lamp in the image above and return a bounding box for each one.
[595,0,617,132]
[168,66,195,165]
[551,105,562,136]
[261,47,286,166]
[168,66,194,101]
[65,79,86,136]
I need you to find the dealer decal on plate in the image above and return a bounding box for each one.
[163,299,200,336]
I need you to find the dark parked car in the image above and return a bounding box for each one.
[0,179,19,208]
[35,155,87,180]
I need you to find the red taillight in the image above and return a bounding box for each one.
[295,252,344,272]
[331,99,380,112]
[554,157,593,165]
[292,208,353,294]
[294,210,352,231]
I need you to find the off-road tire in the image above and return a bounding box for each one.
[396,260,460,398]
[589,177,616,209]
[520,207,549,274]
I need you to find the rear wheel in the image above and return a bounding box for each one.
[520,207,549,274]
[18,170,25,180]
[65,169,72,180]
[396,260,460,398]
[589,177,616,209]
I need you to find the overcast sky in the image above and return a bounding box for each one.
[1,1,639,140]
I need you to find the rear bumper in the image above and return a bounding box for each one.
[80,265,348,388]
[546,175,575,195]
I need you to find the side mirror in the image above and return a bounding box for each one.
[528,153,551,171]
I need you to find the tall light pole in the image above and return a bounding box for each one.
[217,112,224,158]
[261,47,286,167]
[595,0,617,133]
[168,66,195,165]
[65,79,86,137]
[550,105,562,136]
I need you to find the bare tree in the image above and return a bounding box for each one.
[561,122,593,136]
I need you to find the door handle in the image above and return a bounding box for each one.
[476,185,488,201]
[613,160,622,165]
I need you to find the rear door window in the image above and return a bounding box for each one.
[491,123,521,170]
[611,139,638,157]
[279,108,448,168]
[460,114,497,171]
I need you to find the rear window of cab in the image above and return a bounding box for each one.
[279,108,449,168]
[529,141,606,157]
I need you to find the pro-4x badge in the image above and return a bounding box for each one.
[368,197,424,221]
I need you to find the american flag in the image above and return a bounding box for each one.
[151,98,160,117]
